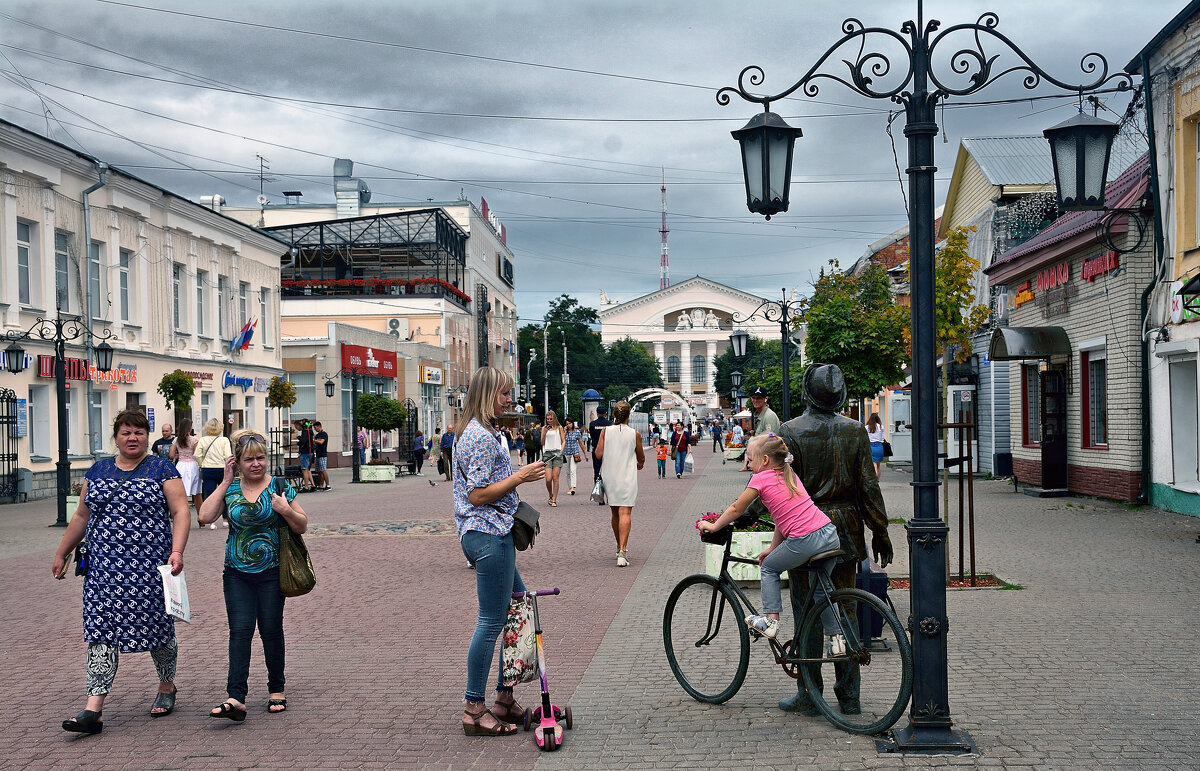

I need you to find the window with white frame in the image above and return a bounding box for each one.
[195,269,207,335]
[201,391,213,425]
[17,221,33,305]
[239,281,250,325]
[217,276,228,338]
[28,385,49,457]
[1022,364,1041,446]
[1080,338,1107,448]
[118,249,132,322]
[54,231,71,312]
[88,242,102,319]
[90,391,107,453]
[259,287,269,344]
[1168,354,1199,487]
[172,264,183,331]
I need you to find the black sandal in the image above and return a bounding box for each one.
[267,698,287,714]
[62,709,103,735]
[209,701,247,722]
[150,687,177,717]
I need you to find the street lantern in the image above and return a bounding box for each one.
[730,370,744,390]
[375,382,384,395]
[4,342,24,374]
[730,110,803,220]
[728,329,749,359]
[93,340,115,373]
[324,379,336,398]
[1044,112,1120,211]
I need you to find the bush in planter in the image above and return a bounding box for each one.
[266,376,297,410]
[157,370,194,424]
[356,393,407,452]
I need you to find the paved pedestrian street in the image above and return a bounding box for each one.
[2,449,1198,769]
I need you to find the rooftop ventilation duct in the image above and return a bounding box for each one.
[333,158,371,218]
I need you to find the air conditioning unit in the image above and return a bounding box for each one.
[387,317,408,339]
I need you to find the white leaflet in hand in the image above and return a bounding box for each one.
[157,564,191,623]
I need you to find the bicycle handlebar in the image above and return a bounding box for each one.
[512,588,560,599]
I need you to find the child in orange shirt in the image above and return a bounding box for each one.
[655,440,669,479]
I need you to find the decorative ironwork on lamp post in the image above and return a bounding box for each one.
[730,288,803,421]
[4,316,116,527]
[718,0,1133,752]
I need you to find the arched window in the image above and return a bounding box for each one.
[666,355,681,382]
[692,355,707,383]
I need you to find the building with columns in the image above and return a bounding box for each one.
[598,277,774,409]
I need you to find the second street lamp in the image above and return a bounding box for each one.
[731,289,803,421]
[323,367,367,483]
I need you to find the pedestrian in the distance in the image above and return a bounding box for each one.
[151,423,174,460]
[594,401,644,567]
[52,410,192,735]
[671,421,691,478]
[866,412,886,478]
[196,419,234,524]
[313,421,330,491]
[200,430,307,722]
[357,426,370,466]
[655,438,668,479]
[711,423,723,453]
[169,417,203,525]
[563,420,586,495]
[295,420,316,492]
[588,404,612,493]
[541,411,565,507]
[453,366,546,736]
[440,426,456,481]
[411,429,427,475]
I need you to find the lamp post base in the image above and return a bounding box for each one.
[879,723,977,755]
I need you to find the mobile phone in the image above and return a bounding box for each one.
[56,559,69,579]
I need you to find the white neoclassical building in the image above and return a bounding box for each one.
[598,277,776,409]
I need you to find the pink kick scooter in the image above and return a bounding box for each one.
[513,588,573,751]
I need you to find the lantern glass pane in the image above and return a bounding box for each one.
[766,131,791,202]
[741,132,764,205]
[1053,135,1078,204]
[1082,131,1110,204]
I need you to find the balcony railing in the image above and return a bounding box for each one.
[280,278,471,306]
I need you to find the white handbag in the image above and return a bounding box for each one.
[590,476,607,504]
[683,452,695,473]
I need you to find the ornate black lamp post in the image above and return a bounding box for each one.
[4,316,116,526]
[729,369,744,412]
[324,367,368,483]
[731,288,804,421]
[718,1,1132,752]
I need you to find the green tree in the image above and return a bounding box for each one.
[713,337,798,414]
[157,369,195,424]
[356,393,407,457]
[517,294,603,417]
[803,260,909,402]
[603,336,664,395]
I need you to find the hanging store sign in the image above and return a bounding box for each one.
[222,371,254,391]
[341,343,396,378]
[36,356,138,384]
[421,366,444,385]
[181,370,215,389]
[1080,251,1120,282]
[1013,280,1036,308]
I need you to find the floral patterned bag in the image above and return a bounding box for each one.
[500,595,538,686]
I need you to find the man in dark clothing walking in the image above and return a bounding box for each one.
[588,404,612,496]
[313,421,330,491]
[440,427,455,481]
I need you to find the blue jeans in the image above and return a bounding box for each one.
[461,529,526,702]
[223,566,286,702]
[675,449,687,476]
[201,467,225,499]
[760,523,841,631]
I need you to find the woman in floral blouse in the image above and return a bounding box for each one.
[453,366,545,736]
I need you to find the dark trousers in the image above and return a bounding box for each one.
[712,435,722,451]
[592,453,602,482]
[442,446,454,479]
[223,565,286,702]
[787,557,860,707]
[201,467,225,499]
[413,449,425,473]
[528,446,541,463]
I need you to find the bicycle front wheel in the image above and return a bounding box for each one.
[663,574,750,703]
[798,587,913,735]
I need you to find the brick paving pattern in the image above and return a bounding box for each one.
[1,446,1198,769]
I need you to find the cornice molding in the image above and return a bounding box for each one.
[599,276,766,318]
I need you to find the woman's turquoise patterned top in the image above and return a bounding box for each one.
[223,477,298,572]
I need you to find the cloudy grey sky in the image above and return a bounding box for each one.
[0,0,1183,323]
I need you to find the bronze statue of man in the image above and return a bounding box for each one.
[776,363,894,716]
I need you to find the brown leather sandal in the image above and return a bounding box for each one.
[462,706,517,736]
[490,696,524,723]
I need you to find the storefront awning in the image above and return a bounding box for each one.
[988,326,1071,361]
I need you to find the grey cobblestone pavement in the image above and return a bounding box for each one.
[1,450,1198,769]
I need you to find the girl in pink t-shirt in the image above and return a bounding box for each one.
[697,434,843,647]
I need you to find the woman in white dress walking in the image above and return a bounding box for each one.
[594,401,645,567]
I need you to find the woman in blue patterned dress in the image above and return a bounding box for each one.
[199,429,307,721]
[52,410,192,735]
[455,366,546,736]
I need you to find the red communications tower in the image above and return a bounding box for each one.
[659,168,670,290]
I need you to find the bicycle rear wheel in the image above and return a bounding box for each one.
[663,574,750,703]
[798,587,912,735]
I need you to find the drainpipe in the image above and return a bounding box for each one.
[1139,52,1165,505]
[82,162,108,460]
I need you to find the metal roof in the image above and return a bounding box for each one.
[988,327,1071,360]
[961,135,1143,187]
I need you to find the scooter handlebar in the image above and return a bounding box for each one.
[512,588,560,599]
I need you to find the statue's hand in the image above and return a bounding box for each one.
[872,532,893,569]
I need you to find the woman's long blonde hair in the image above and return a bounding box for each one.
[456,366,514,438]
[748,434,800,498]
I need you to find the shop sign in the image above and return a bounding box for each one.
[1036,282,1077,319]
[254,377,271,392]
[36,356,138,385]
[1013,280,1036,308]
[182,370,215,389]
[421,366,444,385]
[222,371,254,391]
[1036,261,1071,291]
[1170,280,1200,323]
[1080,251,1120,282]
[148,407,155,432]
[15,398,26,437]
[341,343,397,378]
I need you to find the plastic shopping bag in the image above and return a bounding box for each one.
[501,595,538,686]
[683,452,695,474]
[157,564,191,623]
